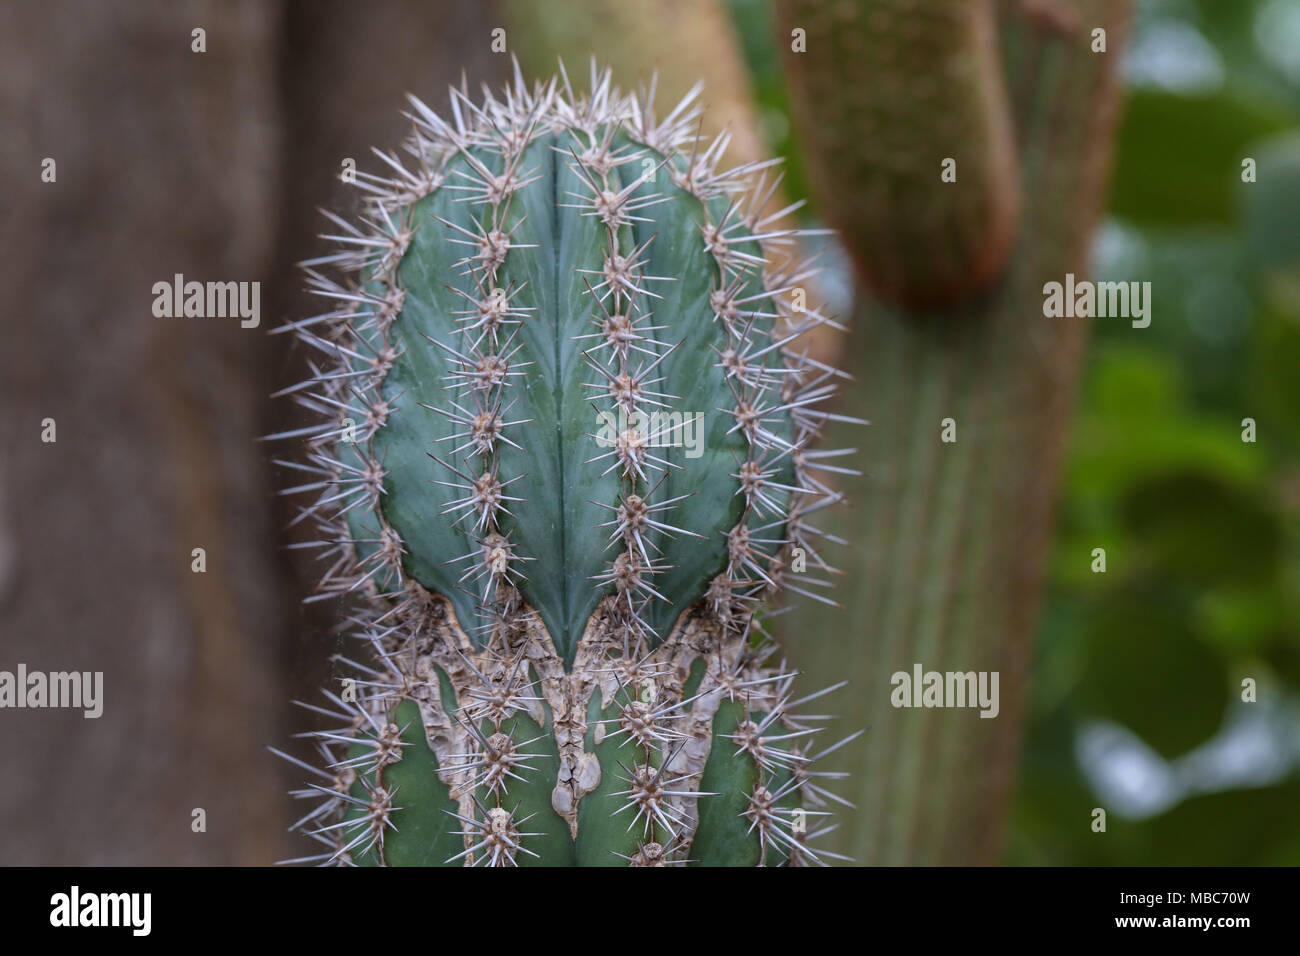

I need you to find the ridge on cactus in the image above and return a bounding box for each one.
[269,61,862,866]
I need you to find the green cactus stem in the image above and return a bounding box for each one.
[270,63,857,866]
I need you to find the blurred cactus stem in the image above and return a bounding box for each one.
[774,0,1133,863]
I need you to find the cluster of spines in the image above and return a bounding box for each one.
[639,640,862,867]
[275,623,868,865]
[271,655,407,865]
[574,629,865,866]
[569,104,685,644]
[444,650,548,866]
[594,656,700,865]
[419,88,542,636]
[269,61,861,865]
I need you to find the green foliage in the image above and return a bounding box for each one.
[1007,0,1300,864]
[1108,89,1289,227]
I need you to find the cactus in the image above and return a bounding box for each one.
[270,63,857,866]
[776,0,1021,309]
[773,1,1132,862]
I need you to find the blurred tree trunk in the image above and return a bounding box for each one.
[0,0,505,865]
[0,0,286,865]
[780,0,1132,864]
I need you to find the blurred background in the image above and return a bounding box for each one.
[1002,0,1300,864]
[0,0,1295,865]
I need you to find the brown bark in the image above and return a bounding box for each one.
[0,0,285,865]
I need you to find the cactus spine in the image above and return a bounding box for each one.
[271,63,856,866]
